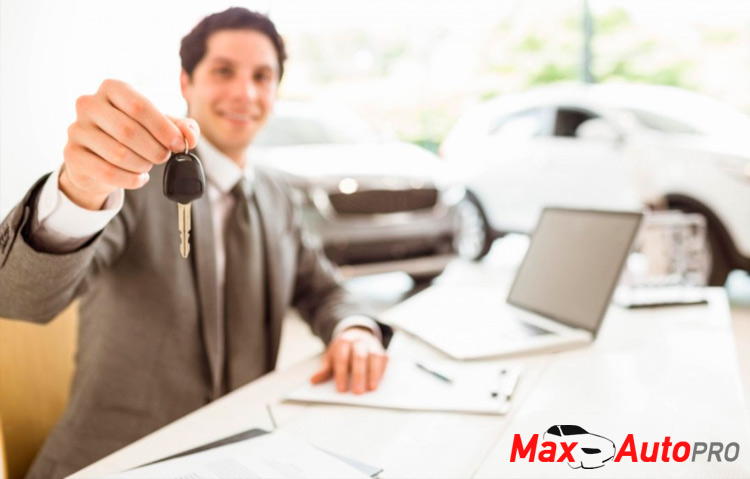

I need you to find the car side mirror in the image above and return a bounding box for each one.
[575,118,624,145]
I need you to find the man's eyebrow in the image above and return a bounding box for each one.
[207,57,276,72]
[207,56,236,66]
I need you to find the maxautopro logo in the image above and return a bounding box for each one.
[511,425,615,469]
[510,425,741,470]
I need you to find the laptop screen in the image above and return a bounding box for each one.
[506,208,642,334]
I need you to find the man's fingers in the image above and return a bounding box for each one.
[333,341,352,392]
[72,123,154,174]
[101,79,185,153]
[351,341,369,395]
[310,354,332,384]
[88,100,170,165]
[67,145,149,191]
[309,334,389,392]
[167,115,200,151]
[310,368,332,384]
[368,353,388,391]
[61,80,183,207]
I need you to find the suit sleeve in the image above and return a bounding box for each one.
[31,165,124,253]
[0,174,143,323]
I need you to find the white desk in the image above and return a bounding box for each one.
[71,286,750,478]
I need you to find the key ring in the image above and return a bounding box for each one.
[184,138,189,155]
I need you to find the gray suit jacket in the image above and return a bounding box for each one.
[0,164,391,478]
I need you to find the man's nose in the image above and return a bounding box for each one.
[230,76,258,101]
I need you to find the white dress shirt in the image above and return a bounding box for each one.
[29,139,378,340]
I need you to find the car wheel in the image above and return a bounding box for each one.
[454,191,493,261]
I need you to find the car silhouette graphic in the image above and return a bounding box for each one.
[543,425,616,469]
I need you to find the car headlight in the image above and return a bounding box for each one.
[338,178,359,194]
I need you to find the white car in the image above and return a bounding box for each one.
[543,425,615,469]
[252,102,474,280]
[441,83,750,285]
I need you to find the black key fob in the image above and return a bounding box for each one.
[163,152,206,204]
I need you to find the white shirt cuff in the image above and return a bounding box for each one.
[332,315,382,343]
[30,166,124,253]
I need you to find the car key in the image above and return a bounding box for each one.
[163,139,206,258]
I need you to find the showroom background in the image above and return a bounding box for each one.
[2,0,750,218]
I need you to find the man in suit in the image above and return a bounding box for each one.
[0,8,391,478]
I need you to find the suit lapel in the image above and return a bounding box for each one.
[190,193,224,399]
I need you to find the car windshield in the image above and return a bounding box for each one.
[489,107,547,139]
[254,109,378,146]
[561,425,588,435]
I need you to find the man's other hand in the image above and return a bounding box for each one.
[310,327,388,394]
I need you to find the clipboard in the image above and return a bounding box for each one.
[286,359,521,415]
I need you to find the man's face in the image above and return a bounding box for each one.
[180,29,279,163]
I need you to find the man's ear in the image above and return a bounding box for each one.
[179,70,191,100]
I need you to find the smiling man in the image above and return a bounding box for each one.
[0,8,391,478]
[180,28,277,165]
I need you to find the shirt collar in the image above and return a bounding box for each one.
[195,138,255,195]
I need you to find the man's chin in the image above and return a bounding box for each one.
[222,128,256,145]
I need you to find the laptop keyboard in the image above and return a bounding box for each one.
[406,307,554,342]
[514,318,553,337]
[389,287,556,345]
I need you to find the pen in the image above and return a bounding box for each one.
[266,403,277,430]
[415,362,454,383]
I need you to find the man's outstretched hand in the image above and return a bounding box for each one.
[61,79,200,210]
[310,327,388,394]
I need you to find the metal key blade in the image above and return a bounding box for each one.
[177,203,192,258]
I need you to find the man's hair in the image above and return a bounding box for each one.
[180,7,287,81]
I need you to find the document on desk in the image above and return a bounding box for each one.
[108,431,369,478]
[286,358,521,415]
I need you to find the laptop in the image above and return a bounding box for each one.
[383,208,643,360]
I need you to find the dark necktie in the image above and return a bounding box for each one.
[223,178,267,392]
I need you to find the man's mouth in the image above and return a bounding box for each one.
[218,111,257,124]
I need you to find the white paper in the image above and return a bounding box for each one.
[108,431,368,479]
[286,358,522,415]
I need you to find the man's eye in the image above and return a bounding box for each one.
[214,68,232,77]
[255,73,272,83]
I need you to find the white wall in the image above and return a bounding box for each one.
[0,0,268,218]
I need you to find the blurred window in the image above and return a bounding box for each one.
[488,108,547,140]
[561,425,588,435]
[546,426,561,436]
[625,109,701,135]
[254,111,377,146]
[554,108,599,137]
